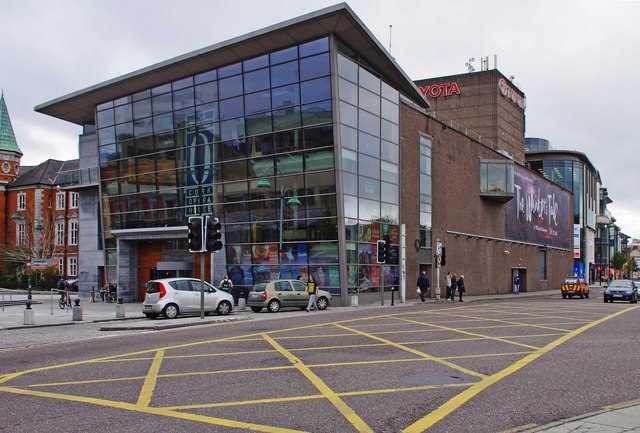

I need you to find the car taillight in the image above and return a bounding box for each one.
[261,291,267,300]
[159,283,167,299]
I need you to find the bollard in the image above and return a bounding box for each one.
[116,298,125,318]
[350,294,358,307]
[391,287,395,306]
[24,307,35,325]
[72,298,82,321]
[238,297,246,311]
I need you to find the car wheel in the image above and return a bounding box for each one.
[562,293,567,299]
[144,313,158,319]
[251,306,263,313]
[267,299,281,313]
[603,297,607,303]
[217,300,232,315]
[579,293,584,299]
[163,303,179,319]
[317,297,329,310]
[585,292,589,298]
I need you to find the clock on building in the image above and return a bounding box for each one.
[1,162,11,174]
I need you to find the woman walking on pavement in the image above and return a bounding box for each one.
[450,274,457,302]
[306,275,318,312]
[457,275,466,302]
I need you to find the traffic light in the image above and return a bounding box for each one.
[441,247,446,266]
[205,216,223,252]
[383,236,390,263]
[376,239,386,264]
[187,216,204,253]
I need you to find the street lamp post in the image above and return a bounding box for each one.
[257,167,301,273]
[11,212,44,310]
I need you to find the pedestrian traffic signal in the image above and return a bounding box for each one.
[205,216,223,252]
[187,216,204,253]
[383,236,390,263]
[441,247,446,266]
[376,239,386,264]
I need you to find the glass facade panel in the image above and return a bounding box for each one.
[96,38,338,293]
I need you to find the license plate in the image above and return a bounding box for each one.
[143,305,152,310]
[613,295,622,298]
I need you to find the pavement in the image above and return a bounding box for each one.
[1,285,639,433]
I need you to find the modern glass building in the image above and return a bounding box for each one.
[525,139,600,281]
[36,4,428,303]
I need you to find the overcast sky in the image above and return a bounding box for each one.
[1,0,638,239]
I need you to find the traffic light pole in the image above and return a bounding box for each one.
[200,252,205,319]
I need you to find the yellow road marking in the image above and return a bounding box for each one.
[495,423,538,433]
[262,333,374,433]
[164,383,471,411]
[137,348,164,407]
[401,305,638,433]
[334,323,487,379]
[393,316,542,350]
[0,386,307,433]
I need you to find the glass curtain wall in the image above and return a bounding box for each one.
[95,37,338,291]
[337,48,401,294]
[418,135,433,266]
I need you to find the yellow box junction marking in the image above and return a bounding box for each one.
[0,302,635,433]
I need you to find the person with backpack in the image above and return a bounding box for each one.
[219,275,233,293]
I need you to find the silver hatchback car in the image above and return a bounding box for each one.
[142,278,234,319]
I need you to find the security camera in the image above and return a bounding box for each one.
[504,250,510,255]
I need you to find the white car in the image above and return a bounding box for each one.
[142,278,233,319]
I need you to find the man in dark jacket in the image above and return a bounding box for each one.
[416,271,430,302]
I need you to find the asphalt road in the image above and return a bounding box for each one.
[1,289,639,433]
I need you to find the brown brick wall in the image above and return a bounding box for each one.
[400,99,573,299]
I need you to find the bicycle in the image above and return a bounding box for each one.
[58,291,72,309]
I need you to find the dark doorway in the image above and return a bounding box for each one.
[511,268,527,293]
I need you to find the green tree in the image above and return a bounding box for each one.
[625,258,639,278]
[610,252,628,276]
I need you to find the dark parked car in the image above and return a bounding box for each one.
[603,279,638,303]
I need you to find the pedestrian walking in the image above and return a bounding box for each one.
[513,274,521,294]
[445,272,452,301]
[306,275,318,312]
[450,274,457,301]
[416,271,430,302]
[457,275,466,302]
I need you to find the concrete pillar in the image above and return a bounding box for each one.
[23,308,35,325]
[237,297,246,311]
[72,298,82,321]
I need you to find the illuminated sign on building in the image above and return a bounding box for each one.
[498,77,526,110]
[418,82,461,98]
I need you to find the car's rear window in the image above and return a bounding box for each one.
[252,283,267,292]
[146,282,161,294]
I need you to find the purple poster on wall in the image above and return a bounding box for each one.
[505,166,572,249]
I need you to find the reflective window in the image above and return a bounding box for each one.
[114,104,133,124]
[299,37,328,57]
[97,109,114,128]
[195,82,218,104]
[218,62,242,78]
[243,54,269,72]
[300,53,330,81]
[270,46,298,65]
[301,77,331,104]
[219,75,243,99]
[302,101,332,127]
[271,61,299,87]
[133,99,152,119]
[245,90,271,115]
[244,68,270,94]
[219,96,244,120]
[272,84,300,109]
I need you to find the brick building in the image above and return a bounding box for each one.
[0,93,79,282]
[35,4,572,303]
